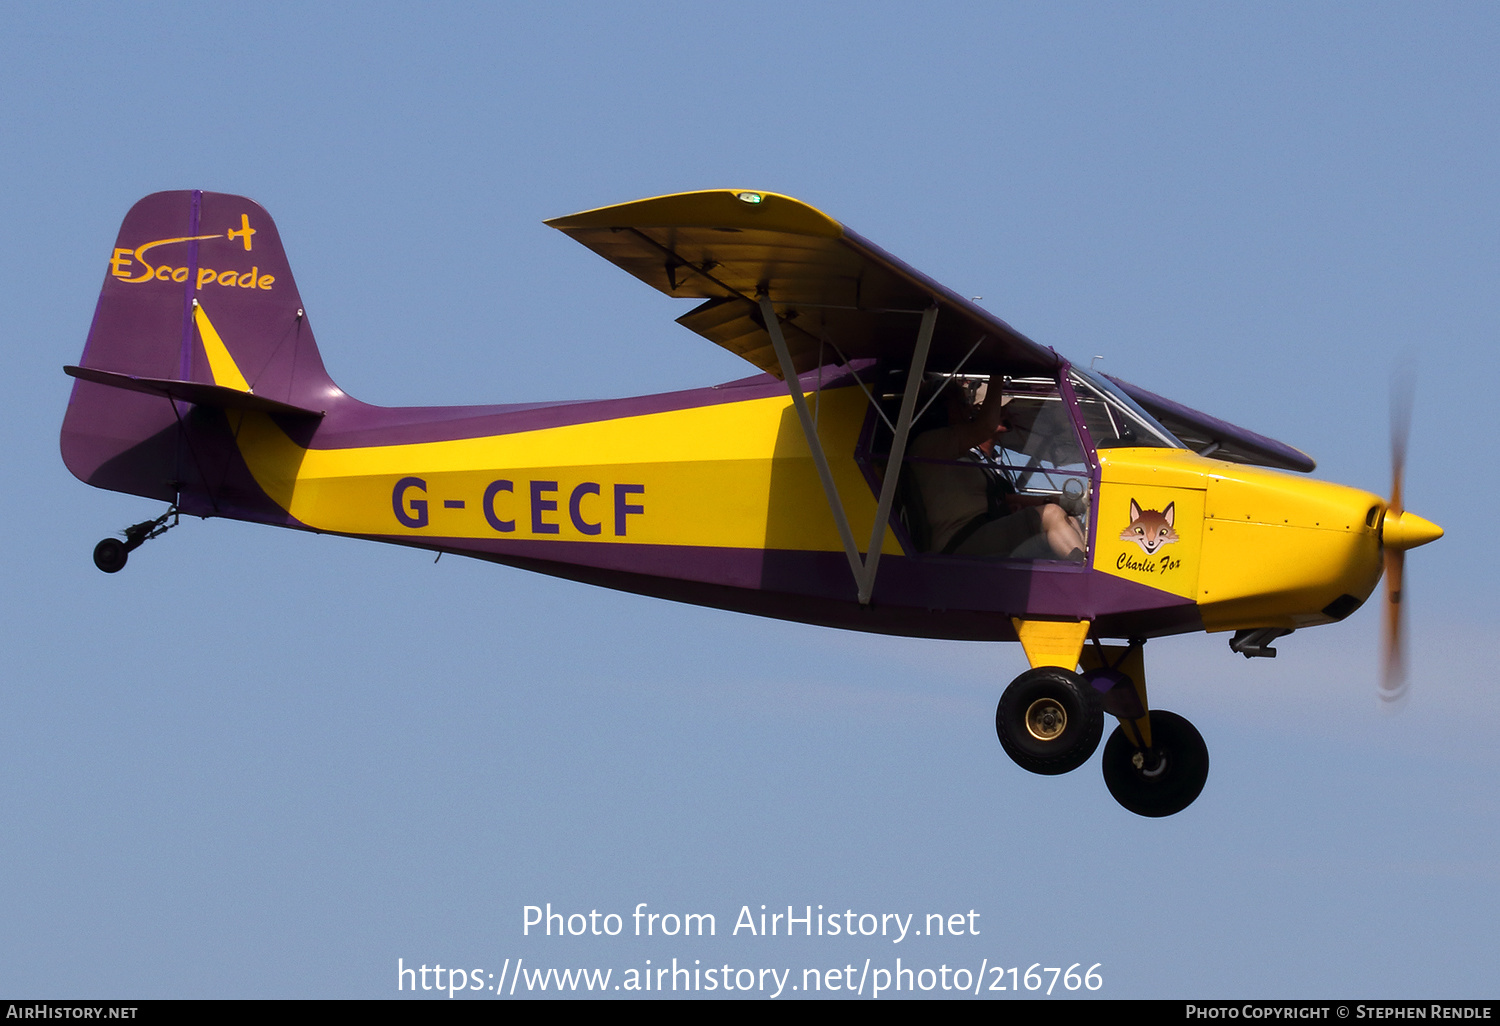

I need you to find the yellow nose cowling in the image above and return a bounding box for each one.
[1382,510,1444,552]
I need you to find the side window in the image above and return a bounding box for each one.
[865,372,1091,562]
[988,376,1091,544]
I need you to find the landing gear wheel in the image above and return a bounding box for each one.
[89,508,181,574]
[1101,710,1209,817]
[995,667,1103,775]
[93,538,128,574]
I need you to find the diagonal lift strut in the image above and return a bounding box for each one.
[759,296,938,606]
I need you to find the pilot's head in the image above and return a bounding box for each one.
[946,379,1011,431]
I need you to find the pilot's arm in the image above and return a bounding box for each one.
[924,382,1009,458]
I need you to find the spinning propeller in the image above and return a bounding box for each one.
[1378,382,1443,703]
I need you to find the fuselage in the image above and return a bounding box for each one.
[199,371,1385,644]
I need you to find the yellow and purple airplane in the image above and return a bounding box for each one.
[62,189,1442,817]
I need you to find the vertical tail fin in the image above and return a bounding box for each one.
[62,191,339,503]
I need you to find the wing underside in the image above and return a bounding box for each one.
[1105,374,1315,473]
[546,189,1058,380]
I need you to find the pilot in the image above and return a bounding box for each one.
[907,379,1086,560]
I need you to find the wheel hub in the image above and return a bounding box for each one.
[1131,749,1168,778]
[1024,697,1068,741]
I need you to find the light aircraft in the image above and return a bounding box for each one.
[62,189,1443,817]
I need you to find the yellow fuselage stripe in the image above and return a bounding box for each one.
[231,385,903,553]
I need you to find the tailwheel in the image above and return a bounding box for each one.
[995,667,1103,776]
[1101,710,1209,817]
[93,538,128,573]
[89,507,180,574]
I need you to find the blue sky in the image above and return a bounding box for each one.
[1,3,1495,999]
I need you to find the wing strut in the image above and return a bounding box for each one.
[759,296,937,605]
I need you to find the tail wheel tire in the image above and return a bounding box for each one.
[93,538,128,574]
[1101,710,1209,817]
[995,667,1103,775]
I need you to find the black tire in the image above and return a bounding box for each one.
[1101,710,1209,817]
[995,667,1104,775]
[93,538,128,574]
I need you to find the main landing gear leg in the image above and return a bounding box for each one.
[996,624,1212,816]
[92,507,180,573]
[995,619,1103,775]
[1083,639,1210,817]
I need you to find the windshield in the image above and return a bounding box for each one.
[1067,367,1184,450]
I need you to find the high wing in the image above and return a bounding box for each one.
[548,189,1316,475]
[1105,375,1316,473]
[545,189,1058,379]
[550,188,1068,605]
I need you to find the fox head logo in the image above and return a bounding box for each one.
[1121,499,1179,554]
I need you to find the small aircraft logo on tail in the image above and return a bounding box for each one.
[226,213,256,251]
[1121,499,1178,554]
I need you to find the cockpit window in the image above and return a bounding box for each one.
[864,371,1092,561]
[1067,368,1184,450]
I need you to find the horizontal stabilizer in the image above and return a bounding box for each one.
[65,365,324,418]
